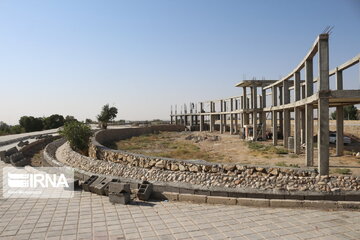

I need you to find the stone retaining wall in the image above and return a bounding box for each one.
[90,126,320,182]
[43,139,360,201]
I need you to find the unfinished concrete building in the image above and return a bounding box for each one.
[170,34,360,175]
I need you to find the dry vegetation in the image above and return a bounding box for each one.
[107,131,360,176]
[106,132,226,161]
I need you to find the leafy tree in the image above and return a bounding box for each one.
[10,125,25,134]
[59,121,93,154]
[0,122,24,135]
[19,116,43,132]
[0,121,10,132]
[97,104,118,129]
[43,114,65,129]
[331,105,358,120]
[65,115,78,123]
[85,118,93,124]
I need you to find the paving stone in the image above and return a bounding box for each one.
[237,198,270,207]
[178,193,207,203]
[207,196,237,205]
[270,199,304,208]
[0,160,359,240]
[303,200,337,209]
[163,192,179,201]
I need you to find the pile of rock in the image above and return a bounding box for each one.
[185,134,220,143]
[0,147,30,167]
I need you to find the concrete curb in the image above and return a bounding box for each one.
[165,192,360,210]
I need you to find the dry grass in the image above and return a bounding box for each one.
[106,132,225,161]
[246,141,288,157]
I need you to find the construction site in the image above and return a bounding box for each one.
[170,33,360,175]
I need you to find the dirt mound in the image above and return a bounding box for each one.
[185,134,220,143]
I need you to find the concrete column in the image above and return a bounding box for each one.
[272,86,277,106]
[240,96,244,128]
[250,87,254,109]
[243,87,248,127]
[305,104,314,166]
[223,101,227,132]
[336,68,344,156]
[253,111,257,140]
[278,86,283,135]
[235,99,239,134]
[305,58,314,166]
[189,104,193,128]
[252,87,257,139]
[272,111,277,145]
[220,100,224,134]
[230,98,234,135]
[317,34,330,175]
[272,86,278,145]
[294,71,301,154]
[210,102,215,132]
[261,88,267,140]
[283,110,290,148]
[283,80,290,148]
[252,87,257,109]
[301,109,306,144]
[336,106,344,156]
[200,102,204,132]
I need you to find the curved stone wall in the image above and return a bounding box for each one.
[44,137,360,201]
[89,125,317,179]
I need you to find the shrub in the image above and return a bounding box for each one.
[333,168,351,175]
[275,161,288,167]
[60,121,93,153]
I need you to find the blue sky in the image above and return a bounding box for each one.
[0,0,359,125]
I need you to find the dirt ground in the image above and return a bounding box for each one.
[113,131,360,176]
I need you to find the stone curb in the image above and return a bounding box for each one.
[165,192,360,210]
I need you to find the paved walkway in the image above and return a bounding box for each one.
[0,129,59,143]
[0,162,359,240]
[0,139,360,240]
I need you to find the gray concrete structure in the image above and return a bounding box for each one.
[170,34,360,175]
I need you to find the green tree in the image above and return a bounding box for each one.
[0,121,10,135]
[85,118,93,124]
[0,121,10,132]
[97,104,118,129]
[331,105,358,120]
[10,125,25,134]
[43,114,65,129]
[65,115,78,123]
[59,121,93,154]
[19,116,44,132]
